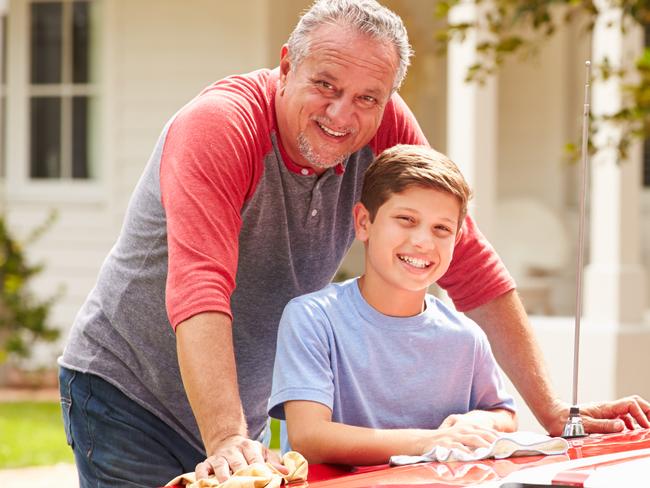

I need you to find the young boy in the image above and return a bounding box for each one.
[267,145,517,465]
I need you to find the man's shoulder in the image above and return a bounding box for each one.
[370,92,428,154]
[173,68,278,132]
[198,68,277,103]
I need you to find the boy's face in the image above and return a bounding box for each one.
[354,186,461,298]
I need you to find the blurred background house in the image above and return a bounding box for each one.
[0,0,648,431]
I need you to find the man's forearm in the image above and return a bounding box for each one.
[176,311,247,454]
[466,290,564,432]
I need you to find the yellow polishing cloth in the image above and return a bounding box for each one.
[166,451,307,488]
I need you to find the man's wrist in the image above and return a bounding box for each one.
[205,429,249,455]
[538,399,570,435]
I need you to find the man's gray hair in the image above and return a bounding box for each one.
[287,0,413,91]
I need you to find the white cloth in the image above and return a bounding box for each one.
[389,431,569,465]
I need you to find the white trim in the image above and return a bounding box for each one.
[642,187,650,211]
[0,9,6,184]
[6,179,105,203]
[28,84,97,95]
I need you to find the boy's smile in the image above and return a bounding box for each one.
[354,186,461,317]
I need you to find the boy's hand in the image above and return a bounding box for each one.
[440,410,498,430]
[421,424,499,454]
[440,408,517,433]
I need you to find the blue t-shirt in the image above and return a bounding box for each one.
[268,278,515,447]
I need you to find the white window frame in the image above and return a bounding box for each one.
[5,0,106,203]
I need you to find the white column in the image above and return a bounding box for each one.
[0,0,6,209]
[584,1,646,324]
[446,0,498,238]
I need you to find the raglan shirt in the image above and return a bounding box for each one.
[59,68,515,454]
[268,279,516,447]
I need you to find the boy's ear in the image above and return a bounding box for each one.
[353,202,371,242]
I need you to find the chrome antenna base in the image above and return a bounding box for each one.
[562,406,587,438]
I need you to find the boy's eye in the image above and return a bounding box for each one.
[434,225,453,235]
[397,215,415,224]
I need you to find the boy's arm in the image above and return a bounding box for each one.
[284,400,500,465]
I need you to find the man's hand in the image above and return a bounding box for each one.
[195,434,287,482]
[546,396,650,436]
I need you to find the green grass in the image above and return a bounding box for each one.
[0,401,74,468]
[0,401,281,468]
[270,418,281,450]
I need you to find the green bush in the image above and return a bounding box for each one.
[0,214,60,363]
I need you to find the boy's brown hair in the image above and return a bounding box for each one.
[361,144,472,228]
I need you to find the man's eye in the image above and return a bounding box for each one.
[358,95,377,107]
[316,80,334,90]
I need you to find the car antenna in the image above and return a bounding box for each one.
[562,60,591,439]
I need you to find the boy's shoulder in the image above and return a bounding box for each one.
[285,278,357,314]
[425,293,488,340]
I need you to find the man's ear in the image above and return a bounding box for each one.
[279,44,291,88]
[353,202,371,242]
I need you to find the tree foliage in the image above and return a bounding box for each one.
[0,213,60,363]
[437,0,650,160]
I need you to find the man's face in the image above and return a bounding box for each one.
[354,186,460,302]
[276,23,399,171]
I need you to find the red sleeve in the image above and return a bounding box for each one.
[372,93,515,311]
[437,215,515,312]
[160,81,271,330]
[370,92,429,154]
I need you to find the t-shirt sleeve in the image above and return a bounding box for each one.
[437,215,516,312]
[374,95,515,312]
[470,327,517,414]
[370,92,429,153]
[160,91,267,330]
[268,299,335,420]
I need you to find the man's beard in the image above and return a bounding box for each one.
[297,132,349,170]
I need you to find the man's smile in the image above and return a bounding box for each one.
[313,117,353,139]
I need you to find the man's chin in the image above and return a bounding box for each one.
[307,153,348,170]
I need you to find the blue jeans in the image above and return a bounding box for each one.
[59,366,204,487]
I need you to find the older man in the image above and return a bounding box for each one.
[58,1,650,487]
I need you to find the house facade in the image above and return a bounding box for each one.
[1,0,649,430]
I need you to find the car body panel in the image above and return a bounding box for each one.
[303,429,650,488]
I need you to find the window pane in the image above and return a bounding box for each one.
[30,97,61,178]
[72,96,89,178]
[72,1,90,83]
[31,2,62,84]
